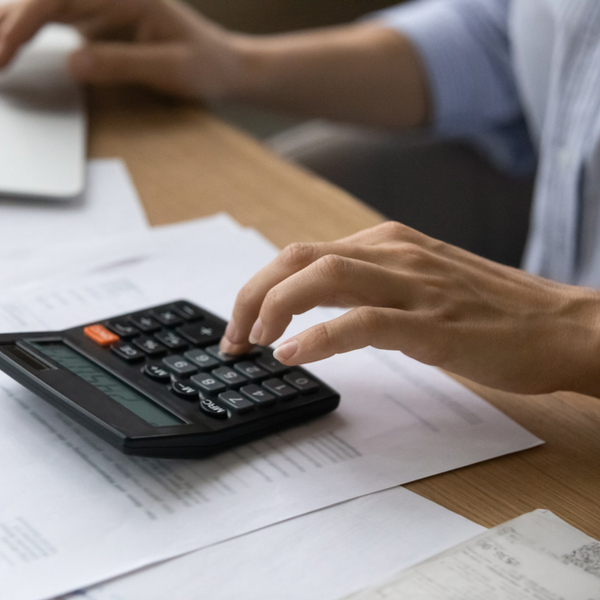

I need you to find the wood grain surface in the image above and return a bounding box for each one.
[89,87,600,539]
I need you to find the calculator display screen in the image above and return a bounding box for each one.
[30,342,184,427]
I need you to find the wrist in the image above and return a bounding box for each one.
[555,288,600,398]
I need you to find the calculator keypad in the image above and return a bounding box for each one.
[86,301,323,422]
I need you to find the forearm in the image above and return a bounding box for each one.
[224,22,430,129]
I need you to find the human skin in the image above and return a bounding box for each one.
[219,222,600,398]
[0,0,429,127]
[3,0,600,397]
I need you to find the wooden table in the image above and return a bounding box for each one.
[89,88,600,540]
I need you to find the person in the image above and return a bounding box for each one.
[2,0,600,398]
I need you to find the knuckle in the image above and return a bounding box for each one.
[278,242,319,270]
[374,221,414,241]
[313,254,351,282]
[306,321,334,351]
[354,306,384,336]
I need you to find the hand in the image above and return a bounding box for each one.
[0,0,243,99]
[220,222,600,397]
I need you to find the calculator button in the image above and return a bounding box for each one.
[284,372,320,394]
[105,320,139,339]
[199,396,228,420]
[190,373,227,395]
[129,314,161,333]
[133,336,167,357]
[152,308,183,327]
[240,384,276,407]
[218,391,255,414]
[262,378,298,401]
[205,345,238,365]
[184,349,220,370]
[143,363,171,383]
[177,321,223,346]
[212,366,247,387]
[170,380,199,400]
[172,302,203,321]
[84,325,119,347]
[111,342,145,362]
[162,355,198,377]
[256,353,289,375]
[154,330,188,351]
[234,361,269,382]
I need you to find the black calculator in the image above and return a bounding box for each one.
[0,301,340,457]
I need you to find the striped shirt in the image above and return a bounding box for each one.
[380,0,600,287]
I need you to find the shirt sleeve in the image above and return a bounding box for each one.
[374,0,522,136]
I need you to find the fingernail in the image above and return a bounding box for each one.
[69,50,93,77]
[273,339,298,362]
[248,317,262,345]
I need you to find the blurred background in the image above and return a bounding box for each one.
[186,0,399,138]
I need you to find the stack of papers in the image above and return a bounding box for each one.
[0,161,543,600]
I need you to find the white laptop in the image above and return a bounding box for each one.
[0,24,86,200]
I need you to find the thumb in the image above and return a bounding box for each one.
[68,43,190,95]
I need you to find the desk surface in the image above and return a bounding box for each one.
[89,88,600,540]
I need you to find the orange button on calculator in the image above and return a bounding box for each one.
[84,325,119,346]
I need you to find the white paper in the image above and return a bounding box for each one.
[0,158,147,254]
[345,510,600,599]
[0,222,542,600]
[57,486,485,600]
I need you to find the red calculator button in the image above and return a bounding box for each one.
[84,325,119,346]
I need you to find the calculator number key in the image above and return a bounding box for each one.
[184,349,220,370]
[162,355,198,377]
[234,361,269,382]
[190,374,227,395]
[284,372,320,394]
[240,384,276,407]
[212,367,247,388]
[218,391,254,414]
[199,396,228,420]
[111,341,145,362]
[262,378,298,401]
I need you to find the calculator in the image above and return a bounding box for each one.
[0,301,340,457]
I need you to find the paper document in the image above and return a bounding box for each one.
[0,218,542,599]
[0,158,147,255]
[345,510,600,599]
[58,486,485,600]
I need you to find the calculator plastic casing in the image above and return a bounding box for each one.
[0,301,340,458]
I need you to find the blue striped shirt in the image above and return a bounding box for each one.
[379,0,600,287]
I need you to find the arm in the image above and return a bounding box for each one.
[220,222,600,398]
[0,0,429,128]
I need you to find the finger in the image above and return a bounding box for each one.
[249,255,414,347]
[68,42,190,94]
[222,240,380,351]
[0,0,67,68]
[272,306,438,366]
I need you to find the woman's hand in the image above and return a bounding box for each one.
[0,0,244,99]
[220,222,600,397]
